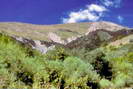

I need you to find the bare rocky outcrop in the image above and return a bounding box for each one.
[48,32,65,44]
[85,21,126,35]
[12,36,56,54]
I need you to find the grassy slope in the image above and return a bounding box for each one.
[109,34,133,46]
[0,22,91,41]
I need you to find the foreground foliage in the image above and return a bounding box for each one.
[0,34,132,89]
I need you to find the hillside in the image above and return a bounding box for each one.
[0,21,129,41]
[0,22,91,41]
[0,21,132,89]
[0,21,132,53]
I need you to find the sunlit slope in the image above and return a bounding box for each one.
[0,21,127,41]
[0,22,91,41]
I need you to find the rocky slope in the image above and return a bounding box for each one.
[0,21,132,53]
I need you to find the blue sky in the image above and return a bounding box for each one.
[0,0,133,27]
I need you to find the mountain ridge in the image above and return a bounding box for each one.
[0,21,132,53]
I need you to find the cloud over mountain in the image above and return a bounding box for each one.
[63,4,107,23]
[62,0,124,24]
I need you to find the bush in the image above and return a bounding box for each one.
[0,34,132,89]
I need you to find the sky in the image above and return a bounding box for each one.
[0,0,133,27]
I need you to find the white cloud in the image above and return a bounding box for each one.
[62,0,123,23]
[63,4,107,23]
[87,4,107,12]
[117,16,124,23]
[100,0,122,8]
[102,0,114,7]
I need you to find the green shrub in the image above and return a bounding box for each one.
[99,79,113,88]
[0,34,132,89]
[45,47,69,61]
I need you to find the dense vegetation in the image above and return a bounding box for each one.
[0,34,132,89]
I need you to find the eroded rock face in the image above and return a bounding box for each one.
[12,36,56,54]
[48,32,65,44]
[87,21,126,32]
[33,40,55,54]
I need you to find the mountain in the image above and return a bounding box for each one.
[0,21,132,53]
[0,21,133,89]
